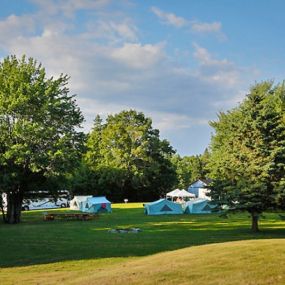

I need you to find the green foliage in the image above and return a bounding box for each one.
[171,150,209,189]
[208,81,285,230]
[79,110,176,201]
[0,55,85,223]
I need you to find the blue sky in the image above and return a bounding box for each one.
[0,0,284,156]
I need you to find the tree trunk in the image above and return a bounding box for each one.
[6,190,23,224]
[0,204,6,223]
[0,193,6,222]
[251,212,259,232]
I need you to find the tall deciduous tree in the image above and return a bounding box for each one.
[0,55,85,224]
[208,82,285,231]
[84,110,176,201]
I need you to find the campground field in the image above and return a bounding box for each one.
[1,203,285,284]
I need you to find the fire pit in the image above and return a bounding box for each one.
[109,228,141,233]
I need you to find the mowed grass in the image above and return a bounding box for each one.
[1,203,285,284]
[2,239,284,285]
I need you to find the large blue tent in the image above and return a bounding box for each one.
[144,199,183,215]
[184,199,216,214]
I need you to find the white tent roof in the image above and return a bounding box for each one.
[166,189,181,197]
[179,189,196,198]
[166,189,196,198]
[71,196,92,202]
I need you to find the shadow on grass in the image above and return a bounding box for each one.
[1,206,285,268]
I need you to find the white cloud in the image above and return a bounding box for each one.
[191,21,221,33]
[111,21,138,41]
[0,14,35,40]
[151,6,188,28]
[193,43,229,66]
[193,43,241,87]
[85,19,138,42]
[191,21,226,40]
[151,112,209,132]
[111,43,165,69]
[29,0,111,17]
[151,6,225,40]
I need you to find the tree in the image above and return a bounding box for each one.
[0,55,85,224]
[84,110,177,201]
[208,81,285,231]
[171,152,208,189]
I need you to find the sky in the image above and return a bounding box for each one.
[0,0,285,156]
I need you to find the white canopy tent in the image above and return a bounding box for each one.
[166,189,195,201]
[179,189,196,198]
[166,189,181,198]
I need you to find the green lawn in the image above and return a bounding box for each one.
[1,203,285,284]
[1,203,285,267]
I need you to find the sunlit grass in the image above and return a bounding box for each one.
[1,240,285,285]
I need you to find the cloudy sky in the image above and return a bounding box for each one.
[1,0,285,155]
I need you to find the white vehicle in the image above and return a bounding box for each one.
[1,191,70,211]
[21,190,70,211]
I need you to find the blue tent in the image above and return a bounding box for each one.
[144,199,183,215]
[184,199,216,214]
[82,196,112,213]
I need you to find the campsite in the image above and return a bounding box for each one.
[2,1,285,284]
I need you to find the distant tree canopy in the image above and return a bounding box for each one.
[208,81,285,231]
[73,110,177,202]
[0,55,85,224]
[171,150,209,189]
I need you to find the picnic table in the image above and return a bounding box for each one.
[43,213,98,221]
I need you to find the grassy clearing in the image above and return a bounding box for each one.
[1,203,285,284]
[1,239,285,285]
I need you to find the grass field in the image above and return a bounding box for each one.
[1,203,285,284]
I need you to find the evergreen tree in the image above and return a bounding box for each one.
[208,82,285,231]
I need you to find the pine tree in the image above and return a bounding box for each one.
[208,82,285,231]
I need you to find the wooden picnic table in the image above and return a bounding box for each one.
[43,213,98,221]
